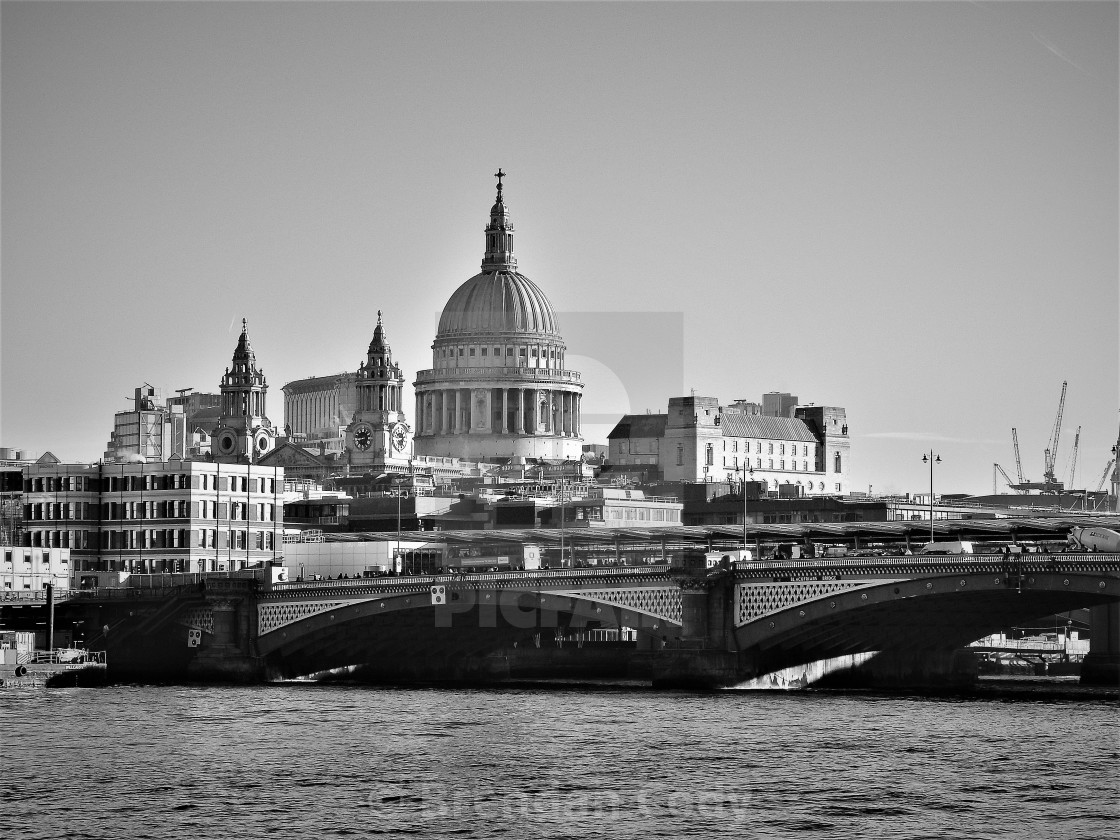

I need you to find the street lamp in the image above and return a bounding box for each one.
[558,479,567,568]
[922,451,941,543]
[393,477,407,574]
[740,462,754,554]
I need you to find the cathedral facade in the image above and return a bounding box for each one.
[413,172,584,462]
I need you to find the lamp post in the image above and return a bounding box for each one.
[740,462,754,553]
[558,479,567,568]
[922,451,941,543]
[394,477,406,574]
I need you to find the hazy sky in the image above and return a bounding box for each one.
[3,1,1117,497]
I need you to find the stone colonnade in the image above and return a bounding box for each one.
[415,388,582,437]
[285,390,339,437]
[356,382,401,413]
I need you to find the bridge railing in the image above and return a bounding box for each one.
[268,564,675,594]
[732,551,1120,574]
[0,589,76,603]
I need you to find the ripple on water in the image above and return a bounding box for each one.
[2,684,1116,840]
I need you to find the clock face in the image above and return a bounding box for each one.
[391,424,407,452]
[216,431,237,455]
[354,425,373,451]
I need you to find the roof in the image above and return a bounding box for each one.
[607,414,668,440]
[321,513,1120,548]
[721,414,817,442]
[281,373,349,394]
[437,270,560,338]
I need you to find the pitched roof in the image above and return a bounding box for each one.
[721,414,817,442]
[607,414,668,440]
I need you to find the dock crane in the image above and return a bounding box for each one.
[1011,427,1026,483]
[1096,459,1116,493]
[993,464,1020,494]
[1042,381,1067,488]
[1065,425,1081,489]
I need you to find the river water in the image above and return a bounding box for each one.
[4,679,1117,839]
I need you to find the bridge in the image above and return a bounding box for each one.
[67,549,1120,688]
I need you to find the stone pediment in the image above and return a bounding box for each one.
[258,442,327,469]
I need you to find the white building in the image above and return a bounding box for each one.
[608,395,851,495]
[1,547,70,595]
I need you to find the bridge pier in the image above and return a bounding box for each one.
[652,570,745,688]
[185,596,261,683]
[1081,601,1120,686]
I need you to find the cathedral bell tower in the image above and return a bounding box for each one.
[212,319,274,463]
[345,311,411,469]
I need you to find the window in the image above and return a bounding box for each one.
[768,459,773,469]
[469,348,475,357]
[705,444,714,466]
[768,443,774,455]
[780,460,785,470]
[676,445,684,466]
[834,452,842,473]
[458,348,464,356]
[506,347,513,356]
[780,444,785,455]
[481,347,487,357]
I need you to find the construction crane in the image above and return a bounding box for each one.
[1011,427,1026,483]
[1096,459,1116,493]
[993,464,1019,495]
[1042,381,1068,487]
[1065,425,1081,489]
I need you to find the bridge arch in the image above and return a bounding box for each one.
[733,568,1119,679]
[255,582,683,679]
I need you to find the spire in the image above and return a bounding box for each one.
[369,309,389,353]
[232,318,256,370]
[482,168,516,271]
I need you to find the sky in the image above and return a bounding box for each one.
[2,1,1117,497]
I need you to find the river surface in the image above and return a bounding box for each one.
[4,679,1117,840]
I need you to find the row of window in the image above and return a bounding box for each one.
[726,440,811,456]
[442,345,565,362]
[24,528,276,551]
[1,556,67,569]
[23,501,277,522]
[605,507,681,522]
[691,446,843,474]
[24,475,277,494]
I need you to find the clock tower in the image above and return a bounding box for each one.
[345,311,411,470]
[212,319,275,463]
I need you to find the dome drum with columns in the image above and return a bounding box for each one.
[414,172,583,461]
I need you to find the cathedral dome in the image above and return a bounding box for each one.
[437,270,559,338]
